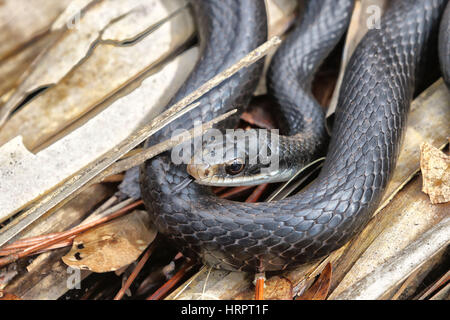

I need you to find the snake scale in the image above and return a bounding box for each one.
[140,0,449,272]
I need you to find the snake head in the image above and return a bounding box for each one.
[187,129,293,186]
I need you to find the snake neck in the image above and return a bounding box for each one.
[267,0,354,142]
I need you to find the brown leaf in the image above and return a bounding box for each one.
[296,263,333,300]
[420,142,450,204]
[234,276,293,300]
[62,210,157,273]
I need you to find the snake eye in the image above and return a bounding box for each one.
[225,159,245,175]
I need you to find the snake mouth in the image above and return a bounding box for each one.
[186,162,213,182]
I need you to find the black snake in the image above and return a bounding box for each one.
[139,0,449,272]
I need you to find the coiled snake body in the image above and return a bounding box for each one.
[140,0,448,271]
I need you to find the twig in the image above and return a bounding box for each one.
[94,109,237,181]
[0,200,143,267]
[255,273,266,300]
[0,236,75,256]
[0,198,134,255]
[147,261,195,300]
[416,270,450,300]
[114,243,156,300]
[246,184,269,203]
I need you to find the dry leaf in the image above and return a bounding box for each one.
[0,0,194,150]
[0,0,189,126]
[0,33,56,100]
[296,263,332,300]
[0,0,71,61]
[420,142,450,204]
[235,276,293,300]
[0,47,197,224]
[62,210,157,273]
